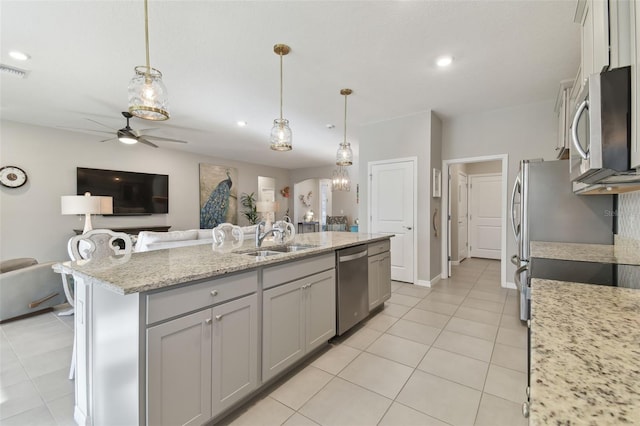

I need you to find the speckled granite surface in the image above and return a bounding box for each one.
[530,279,640,425]
[530,241,640,266]
[65,232,388,295]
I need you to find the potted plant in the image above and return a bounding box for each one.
[240,192,259,225]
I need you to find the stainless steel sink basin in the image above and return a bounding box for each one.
[241,244,319,257]
[243,250,283,257]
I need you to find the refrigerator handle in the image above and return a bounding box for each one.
[571,99,590,160]
[514,264,528,292]
[510,175,521,240]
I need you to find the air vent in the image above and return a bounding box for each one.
[0,64,29,78]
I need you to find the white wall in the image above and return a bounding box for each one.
[429,112,443,282]
[442,100,558,283]
[0,121,290,262]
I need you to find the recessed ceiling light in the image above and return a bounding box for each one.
[436,55,453,67]
[9,51,30,61]
[237,121,247,127]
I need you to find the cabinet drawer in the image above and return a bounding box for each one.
[263,253,335,290]
[146,271,258,324]
[368,240,390,256]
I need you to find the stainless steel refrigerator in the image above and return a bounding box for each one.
[510,159,614,321]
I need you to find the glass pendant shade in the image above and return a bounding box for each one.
[270,119,292,151]
[336,142,353,166]
[128,66,169,121]
[332,166,351,192]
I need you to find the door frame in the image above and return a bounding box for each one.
[457,170,468,263]
[368,157,418,285]
[468,172,502,260]
[441,154,508,288]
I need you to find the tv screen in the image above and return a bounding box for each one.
[77,167,169,215]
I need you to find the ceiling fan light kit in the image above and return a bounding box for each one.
[128,0,169,121]
[270,44,292,151]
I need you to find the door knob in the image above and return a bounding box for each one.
[403,226,413,230]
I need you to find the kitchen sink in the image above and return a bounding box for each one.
[243,250,283,257]
[240,244,319,257]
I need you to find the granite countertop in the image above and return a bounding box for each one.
[530,240,640,266]
[65,232,389,295]
[530,279,640,425]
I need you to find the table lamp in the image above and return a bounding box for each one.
[61,192,113,234]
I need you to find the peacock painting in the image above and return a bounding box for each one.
[199,164,238,228]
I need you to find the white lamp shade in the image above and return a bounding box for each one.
[61,193,113,215]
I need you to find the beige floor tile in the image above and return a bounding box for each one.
[1,314,58,335]
[364,314,398,332]
[31,367,74,403]
[502,299,520,316]
[496,326,527,349]
[427,292,466,305]
[2,320,71,341]
[310,344,360,375]
[341,326,382,350]
[475,393,528,426]
[396,370,481,426]
[394,285,432,299]
[491,343,527,373]
[388,293,422,307]
[281,412,320,426]
[378,402,448,426]
[299,377,391,426]
[418,347,489,390]
[444,317,498,342]
[467,289,507,303]
[0,359,30,388]
[433,330,494,362]
[461,297,504,314]
[380,302,411,318]
[45,393,75,426]
[0,339,18,364]
[366,333,429,367]
[454,306,501,326]
[430,286,471,296]
[338,352,413,399]
[11,330,73,359]
[402,308,450,329]
[270,366,333,410]
[20,346,72,379]
[500,314,526,330]
[390,281,403,292]
[483,364,528,404]
[0,405,56,426]
[227,396,295,426]
[386,319,441,345]
[0,380,45,420]
[414,299,459,316]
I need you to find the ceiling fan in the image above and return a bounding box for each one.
[63,112,188,148]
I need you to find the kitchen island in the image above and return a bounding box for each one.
[529,279,640,425]
[64,231,391,426]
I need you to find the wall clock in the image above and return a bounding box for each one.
[0,166,28,188]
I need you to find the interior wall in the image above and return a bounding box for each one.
[429,112,443,282]
[465,160,502,175]
[0,120,290,262]
[442,100,557,284]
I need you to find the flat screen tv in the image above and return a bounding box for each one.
[77,167,169,215]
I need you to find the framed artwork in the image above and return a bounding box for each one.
[433,168,442,198]
[199,164,238,228]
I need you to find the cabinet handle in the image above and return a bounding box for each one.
[210,290,218,297]
[205,318,212,325]
[215,315,223,321]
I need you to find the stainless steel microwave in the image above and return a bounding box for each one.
[570,66,631,184]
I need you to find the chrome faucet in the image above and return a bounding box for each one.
[255,221,283,247]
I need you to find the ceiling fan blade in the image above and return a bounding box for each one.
[140,135,188,143]
[57,126,115,135]
[137,138,159,148]
[99,137,118,143]
[85,118,118,131]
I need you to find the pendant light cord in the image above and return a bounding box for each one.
[343,93,348,145]
[279,52,284,120]
[144,0,151,76]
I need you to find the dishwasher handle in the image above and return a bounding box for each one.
[338,250,368,262]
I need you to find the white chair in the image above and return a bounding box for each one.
[274,220,296,243]
[212,223,244,252]
[61,229,132,380]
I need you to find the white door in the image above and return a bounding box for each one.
[469,174,502,260]
[370,160,415,283]
[458,173,468,261]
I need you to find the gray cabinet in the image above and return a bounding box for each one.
[147,309,212,426]
[262,268,335,382]
[368,241,391,311]
[554,80,574,157]
[575,0,610,87]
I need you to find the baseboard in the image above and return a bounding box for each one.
[451,260,461,266]
[504,281,517,290]
[416,279,431,288]
[430,275,441,286]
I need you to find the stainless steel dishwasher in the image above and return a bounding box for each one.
[336,244,369,335]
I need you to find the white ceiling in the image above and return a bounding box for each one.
[1,1,580,169]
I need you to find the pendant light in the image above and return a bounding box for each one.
[128,0,169,121]
[270,44,292,151]
[332,166,351,192]
[335,89,353,166]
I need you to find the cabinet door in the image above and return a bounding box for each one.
[368,256,380,311]
[211,294,258,417]
[305,269,336,352]
[147,310,212,426]
[379,253,392,304]
[262,281,305,382]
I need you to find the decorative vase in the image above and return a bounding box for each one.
[304,210,314,222]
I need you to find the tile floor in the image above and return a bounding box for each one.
[0,258,528,426]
